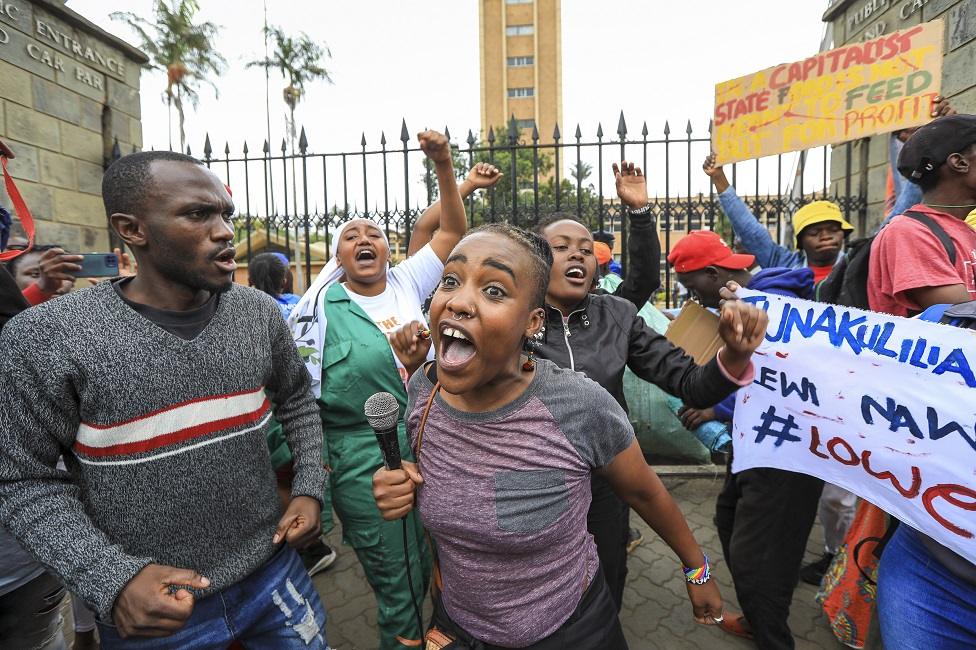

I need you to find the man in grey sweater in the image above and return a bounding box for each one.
[0,151,328,648]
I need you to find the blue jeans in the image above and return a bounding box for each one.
[877,526,976,650]
[98,545,329,649]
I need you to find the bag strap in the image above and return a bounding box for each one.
[904,210,957,265]
[852,518,900,586]
[415,375,440,464]
[411,367,445,602]
[0,140,36,262]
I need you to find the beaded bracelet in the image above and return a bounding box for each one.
[682,554,711,585]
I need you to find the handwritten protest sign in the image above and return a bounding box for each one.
[732,291,976,564]
[713,20,944,165]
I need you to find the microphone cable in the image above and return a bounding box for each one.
[402,517,425,640]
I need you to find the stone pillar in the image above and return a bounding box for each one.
[0,0,146,252]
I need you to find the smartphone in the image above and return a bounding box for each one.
[76,253,119,278]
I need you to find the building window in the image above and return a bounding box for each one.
[516,119,536,130]
[506,24,534,36]
[506,0,533,4]
[508,87,535,98]
[507,55,534,67]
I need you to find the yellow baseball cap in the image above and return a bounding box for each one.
[965,209,976,231]
[792,201,854,248]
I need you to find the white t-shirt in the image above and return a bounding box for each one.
[343,243,443,367]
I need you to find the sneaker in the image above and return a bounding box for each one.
[626,527,644,554]
[301,540,337,577]
[799,552,835,586]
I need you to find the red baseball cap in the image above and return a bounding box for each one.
[667,230,755,272]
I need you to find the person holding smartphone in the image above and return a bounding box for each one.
[3,240,82,303]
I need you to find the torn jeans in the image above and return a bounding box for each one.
[97,545,329,649]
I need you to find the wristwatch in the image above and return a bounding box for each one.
[628,202,653,216]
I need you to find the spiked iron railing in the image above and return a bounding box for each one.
[187,113,865,305]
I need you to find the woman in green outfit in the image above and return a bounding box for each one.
[289,130,468,650]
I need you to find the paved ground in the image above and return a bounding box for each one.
[61,473,851,649]
[315,473,847,650]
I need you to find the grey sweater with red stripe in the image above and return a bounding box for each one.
[0,281,325,620]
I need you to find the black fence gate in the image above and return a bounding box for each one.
[187,112,867,305]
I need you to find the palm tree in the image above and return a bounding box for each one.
[571,161,593,186]
[112,0,226,151]
[247,25,333,152]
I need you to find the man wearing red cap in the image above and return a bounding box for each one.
[667,231,824,650]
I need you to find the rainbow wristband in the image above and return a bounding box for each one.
[682,554,711,585]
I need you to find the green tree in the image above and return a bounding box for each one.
[247,25,333,152]
[112,0,226,152]
[571,161,592,185]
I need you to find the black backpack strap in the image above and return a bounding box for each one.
[942,300,976,324]
[903,211,957,265]
[851,518,901,586]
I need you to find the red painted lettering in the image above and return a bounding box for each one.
[881,33,902,60]
[770,64,789,89]
[897,25,925,55]
[715,102,729,127]
[860,450,922,498]
[843,45,865,69]
[756,90,770,112]
[827,437,860,466]
[923,484,976,539]
[808,425,830,459]
[787,62,802,85]
[824,49,846,74]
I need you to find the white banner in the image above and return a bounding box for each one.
[732,291,976,565]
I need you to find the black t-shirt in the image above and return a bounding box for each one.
[0,265,29,332]
[113,278,219,340]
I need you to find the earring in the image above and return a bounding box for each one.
[522,341,537,371]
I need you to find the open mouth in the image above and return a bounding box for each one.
[355,248,377,261]
[213,247,237,272]
[564,265,587,285]
[438,324,477,370]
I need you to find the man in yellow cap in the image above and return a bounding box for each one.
[702,155,854,284]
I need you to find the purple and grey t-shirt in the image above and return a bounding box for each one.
[406,359,634,647]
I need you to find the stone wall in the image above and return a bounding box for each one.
[0,0,145,252]
[825,0,976,232]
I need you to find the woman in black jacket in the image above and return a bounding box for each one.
[534,162,758,608]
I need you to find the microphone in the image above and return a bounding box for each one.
[364,392,402,470]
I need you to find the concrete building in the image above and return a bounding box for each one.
[824,0,976,230]
[478,0,562,143]
[0,0,145,253]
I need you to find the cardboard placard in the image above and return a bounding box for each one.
[713,20,944,165]
[666,301,722,365]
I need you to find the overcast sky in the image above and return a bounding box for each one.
[66,0,832,208]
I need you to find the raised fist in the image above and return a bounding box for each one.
[418,130,452,164]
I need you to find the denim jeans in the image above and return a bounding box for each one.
[98,545,329,649]
[877,526,976,650]
[0,571,67,650]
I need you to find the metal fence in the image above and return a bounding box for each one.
[185,112,867,305]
